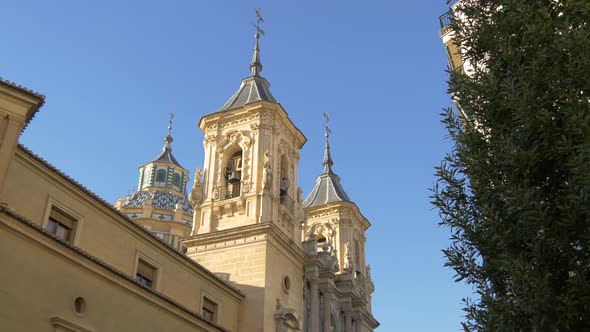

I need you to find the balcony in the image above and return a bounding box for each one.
[439,10,453,35]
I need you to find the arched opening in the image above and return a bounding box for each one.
[224,150,242,199]
[172,173,181,187]
[155,169,166,185]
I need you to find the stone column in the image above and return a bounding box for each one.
[310,281,319,331]
[345,311,352,332]
[323,289,331,332]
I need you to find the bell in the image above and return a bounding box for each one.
[228,171,241,184]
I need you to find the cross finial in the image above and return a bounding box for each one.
[164,112,174,150]
[322,112,334,173]
[255,8,265,39]
[323,112,332,141]
[250,8,265,76]
[168,112,174,136]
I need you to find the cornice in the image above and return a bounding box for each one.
[0,77,45,130]
[198,101,306,148]
[183,222,305,261]
[305,201,371,230]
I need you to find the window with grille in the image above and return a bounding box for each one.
[201,297,218,322]
[135,259,157,289]
[46,206,77,243]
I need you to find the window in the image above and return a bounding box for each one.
[156,169,166,182]
[282,275,291,293]
[135,259,157,289]
[47,206,76,243]
[201,297,218,322]
[172,173,181,187]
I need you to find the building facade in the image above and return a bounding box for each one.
[0,26,378,332]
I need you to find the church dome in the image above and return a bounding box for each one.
[117,190,193,215]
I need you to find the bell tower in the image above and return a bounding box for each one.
[182,11,307,332]
[300,114,379,331]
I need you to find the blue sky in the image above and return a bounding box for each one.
[2,1,472,330]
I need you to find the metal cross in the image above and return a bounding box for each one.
[168,112,174,136]
[323,112,332,139]
[254,8,265,38]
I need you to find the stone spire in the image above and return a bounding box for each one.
[250,7,264,76]
[250,34,263,77]
[217,9,277,112]
[303,113,351,208]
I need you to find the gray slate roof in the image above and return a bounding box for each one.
[152,145,181,167]
[150,134,182,168]
[217,38,277,112]
[119,190,193,215]
[218,76,277,112]
[303,141,352,208]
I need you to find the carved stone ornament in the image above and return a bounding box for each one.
[250,123,259,132]
[306,222,337,254]
[204,134,217,145]
[189,168,204,206]
[262,150,273,190]
[344,242,354,272]
[242,182,250,193]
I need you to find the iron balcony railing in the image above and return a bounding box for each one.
[439,10,453,34]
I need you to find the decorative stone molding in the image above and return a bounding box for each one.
[204,134,217,145]
[237,196,246,215]
[274,299,302,332]
[241,182,251,193]
[189,168,204,207]
[249,123,259,133]
[306,222,337,255]
[51,317,93,332]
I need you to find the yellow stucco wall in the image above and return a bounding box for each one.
[0,214,226,332]
[1,147,242,331]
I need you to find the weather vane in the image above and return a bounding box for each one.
[323,112,332,140]
[168,112,174,136]
[254,8,265,39]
